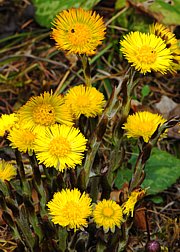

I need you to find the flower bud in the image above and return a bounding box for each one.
[145,240,161,252]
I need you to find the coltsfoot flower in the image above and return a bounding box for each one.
[120,31,172,74]
[0,160,17,181]
[34,124,87,171]
[18,92,73,132]
[93,199,124,232]
[64,84,106,118]
[122,111,166,143]
[8,125,37,154]
[51,8,106,55]
[47,188,92,230]
[122,189,145,217]
[150,23,180,73]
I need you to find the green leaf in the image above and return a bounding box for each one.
[149,0,180,25]
[115,148,180,195]
[115,0,126,10]
[141,85,151,99]
[126,0,180,26]
[32,0,101,28]
[150,195,164,204]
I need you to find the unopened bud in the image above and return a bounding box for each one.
[145,240,161,252]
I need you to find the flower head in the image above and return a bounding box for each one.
[34,124,87,171]
[120,31,172,74]
[93,199,123,232]
[122,189,145,217]
[149,23,180,73]
[18,92,73,132]
[8,124,37,154]
[47,188,92,230]
[51,8,106,55]
[0,160,17,181]
[0,113,18,137]
[64,85,105,118]
[122,111,166,143]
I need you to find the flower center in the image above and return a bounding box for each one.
[136,45,157,64]
[76,95,90,108]
[64,201,81,220]
[68,23,91,46]
[49,137,71,157]
[33,104,56,126]
[102,207,114,217]
[23,131,36,145]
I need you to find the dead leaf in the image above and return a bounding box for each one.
[134,208,147,231]
[154,96,180,139]
[154,95,177,119]
[167,104,180,139]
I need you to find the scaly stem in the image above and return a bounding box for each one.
[106,69,136,185]
[128,150,146,193]
[81,54,91,86]
[28,153,47,216]
[83,76,126,187]
[129,118,177,193]
[57,227,68,252]
[15,149,31,195]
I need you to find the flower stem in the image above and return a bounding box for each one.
[81,54,91,86]
[129,149,147,193]
[83,76,126,187]
[106,70,135,185]
[128,119,176,193]
[57,227,68,251]
[15,149,31,195]
[28,153,47,216]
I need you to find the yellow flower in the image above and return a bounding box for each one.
[120,31,172,74]
[93,199,123,232]
[64,84,105,118]
[0,113,18,137]
[122,189,145,217]
[122,111,166,143]
[0,160,17,181]
[51,8,106,55]
[150,23,180,73]
[8,124,37,154]
[47,188,92,230]
[34,124,87,171]
[18,92,73,132]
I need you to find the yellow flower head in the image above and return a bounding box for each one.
[0,160,17,181]
[149,23,180,73]
[47,188,92,230]
[34,124,87,171]
[93,199,123,233]
[122,189,145,217]
[120,31,172,74]
[18,92,73,132]
[8,124,37,154]
[0,113,18,137]
[122,111,166,143]
[64,85,106,118]
[51,8,106,55]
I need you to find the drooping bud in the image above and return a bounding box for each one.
[145,240,161,252]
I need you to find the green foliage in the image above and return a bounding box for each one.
[115,0,180,30]
[141,84,151,100]
[115,0,126,9]
[116,8,152,33]
[149,0,180,25]
[150,195,164,204]
[32,0,101,28]
[115,148,180,195]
